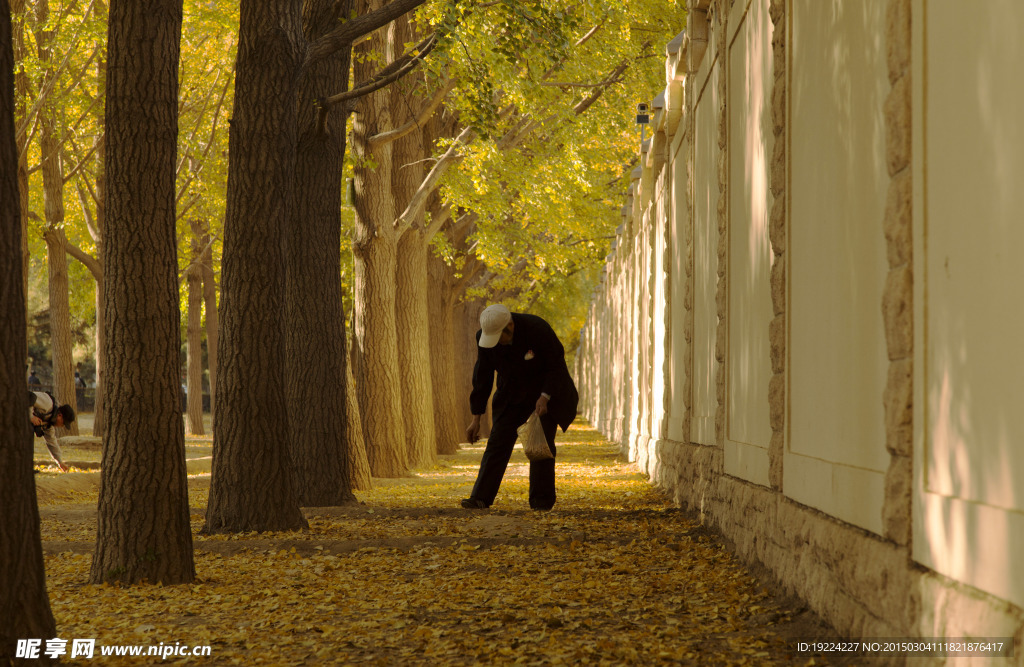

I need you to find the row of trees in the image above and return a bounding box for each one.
[2,0,684,655]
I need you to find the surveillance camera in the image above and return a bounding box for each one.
[637,103,649,113]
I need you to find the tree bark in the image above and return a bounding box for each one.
[427,249,461,454]
[345,344,372,490]
[0,2,58,655]
[203,0,307,533]
[351,1,408,477]
[283,0,355,507]
[11,0,28,312]
[199,227,217,426]
[91,61,107,438]
[42,226,79,436]
[90,0,195,584]
[35,0,78,436]
[185,240,204,435]
[421,112,461,455]
[390,15,436,468]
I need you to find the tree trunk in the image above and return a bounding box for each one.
[185,243,204,435]
[0,3,58,654]
[92,272,103,434]
[345,345,372,490]
[203,0,307,533]
[11,0,28,312]
[91,61,107,439]
[90,0,195,585]
[282,0,355,507]
[351,6,408,477]
[390,16,436,468]
[42,226,79,436]
[396,228,436,466]
[427,250,461,454]
[34,0,78,436]
[198,225,217,426]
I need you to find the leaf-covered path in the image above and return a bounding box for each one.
[37,423,848,665]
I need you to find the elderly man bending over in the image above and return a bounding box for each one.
[29,390,75,472]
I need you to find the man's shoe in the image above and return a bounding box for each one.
[460,498,488,509]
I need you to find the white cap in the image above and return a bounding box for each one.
[478,304,511,348]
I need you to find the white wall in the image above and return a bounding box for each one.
[725,0,774,486]
[784,0,890,534]
[690,28,721,447]
[667,130,689,443]
[912,0,1024,609]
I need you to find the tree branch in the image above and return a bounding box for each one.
[424,203,452,240]
[318,31,437,130]
[64,241,101,280]
[393,125,476,236]
[304,0,429,67]
[369,77,452,148]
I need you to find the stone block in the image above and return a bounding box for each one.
[771,73,786,135]
[772,27,786,77]
[769,371,786,433]
[769,193,786,255]
[884,169,912,268]
[771,127,786,197]
[886,0,911,84]
[885,75,911,176]
[882,454,912,546]
[769,313,786,374]
[883,264,913,360]
[916,572,1024,641]
[883,358,913,456]
[769,429,784,490]
[771,253,786,315]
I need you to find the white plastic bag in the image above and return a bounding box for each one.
[518,412,553,461]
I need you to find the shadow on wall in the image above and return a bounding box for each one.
[919,0,1024,611]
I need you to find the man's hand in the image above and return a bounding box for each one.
[30,415,43,426]
[465,415,482,444]
[535,394,550,417]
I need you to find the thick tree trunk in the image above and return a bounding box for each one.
[283,0,355,507]
[198,227,217,426]
[352,7,408,477]
[90,0,195,585]
[352,228,408,476]
[203,0,307,533]
[427,251,461,454]
[345,347,372,490]
[395,228,436,467]
[0,4,58,655]
[91,62,107,439]
[42,226,79,436]
[185,247,204,435]
[92,272,104,434]
[11,0,28,310]
[390,19,436,467]
[35,0,78,436]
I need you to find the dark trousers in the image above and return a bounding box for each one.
[470,402,558,509]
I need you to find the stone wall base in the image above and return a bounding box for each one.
[644,436,1024,665]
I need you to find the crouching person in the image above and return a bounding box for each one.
[462,304,579,511]
[28,390,75,472]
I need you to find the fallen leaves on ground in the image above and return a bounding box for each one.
[38,423,833,665]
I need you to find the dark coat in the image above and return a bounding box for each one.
[470,312,579,432]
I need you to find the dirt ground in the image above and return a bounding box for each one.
[34,421,862,665]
